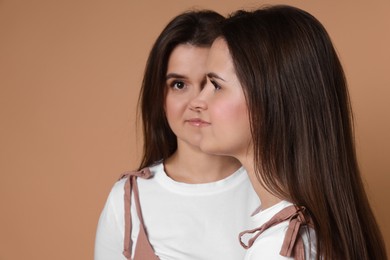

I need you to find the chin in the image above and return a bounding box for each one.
[199,142,224,156]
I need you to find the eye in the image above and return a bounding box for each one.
[210,79,221,91]
[170,80,186,90]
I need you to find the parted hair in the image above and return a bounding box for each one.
[220,5,387,260]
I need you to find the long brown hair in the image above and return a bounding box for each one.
[220,5,387,259]
[137,10,224,169]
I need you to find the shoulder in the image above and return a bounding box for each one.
[105,166,154,205]
[119,163,162,182]
[245,222,291,260]
[102,177,127,212]
[112,165,162,200]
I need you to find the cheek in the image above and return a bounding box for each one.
[216,99,251,135]
[165,94,178,114]
[211,98,248,126]
[206,99,252,156]
[164,94,188,121]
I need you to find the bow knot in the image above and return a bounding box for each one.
[239,204,313,260]
[280,206,312,259]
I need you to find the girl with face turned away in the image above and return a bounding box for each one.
[94,10,259,260]
[192,5,387,260]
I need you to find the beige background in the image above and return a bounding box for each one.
[0,0,389,259]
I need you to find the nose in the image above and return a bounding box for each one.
[189,89,208,112]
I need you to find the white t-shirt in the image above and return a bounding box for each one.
[95,162,260,260]
[242,200,317,260]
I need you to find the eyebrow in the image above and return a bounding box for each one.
[207,72,226,82]
[166,73,187,80]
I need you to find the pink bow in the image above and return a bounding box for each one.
[239,205,313,260]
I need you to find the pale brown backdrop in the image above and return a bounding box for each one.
[0,0,389,259]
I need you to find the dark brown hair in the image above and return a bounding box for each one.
[138,10,224,169]
[220,5,387,259]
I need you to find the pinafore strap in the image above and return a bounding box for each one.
[120,168,160,260]
[239,205,313,260]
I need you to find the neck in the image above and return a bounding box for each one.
[164,141,241,184]
[239,153,282,209]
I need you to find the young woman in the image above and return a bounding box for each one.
[192,5,387,260]
[94,10,259,260]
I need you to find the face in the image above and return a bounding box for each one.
[164,44,210,148]
[191,38,252,159]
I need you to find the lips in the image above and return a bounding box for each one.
[185,118,211,127]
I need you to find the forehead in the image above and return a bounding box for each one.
[167,44,210,72]
[207,38,235,74]
[209,38,230,59]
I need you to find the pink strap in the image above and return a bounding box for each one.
[239,205,313,260]
[133,219,160,260]
[120,168,158,259]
